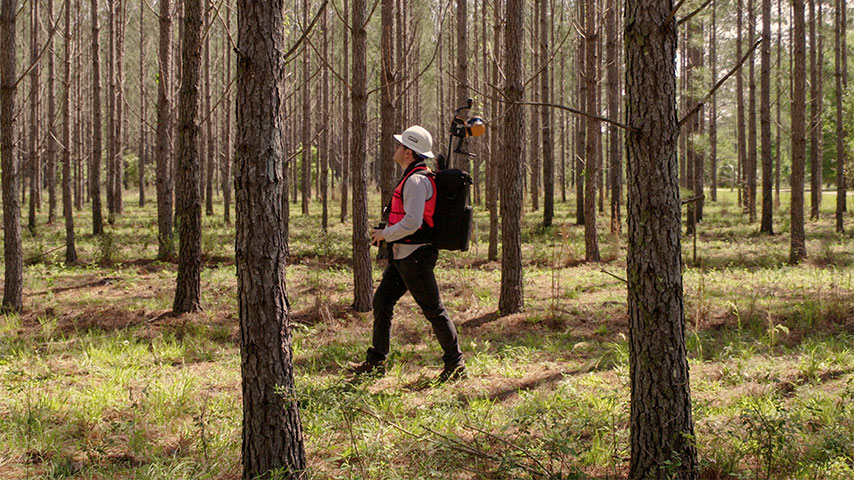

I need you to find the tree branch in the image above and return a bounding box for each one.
[14,0,68,89]
[663,0,688,26]
[517,101,638,132]
[678,0,714,26]
[283,0,328,61]
[679,39,762,127]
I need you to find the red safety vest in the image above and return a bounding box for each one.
[388,164,436,243]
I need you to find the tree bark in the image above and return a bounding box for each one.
[351,0,372,312]
[759,0,774,233]
[575,0,585,225]
[114,0,125,215]
[90,0,104,235]
[809,0,823,220]
[301,0,311,216]
[541,0,554,227]
[155,0,173,257]
[606,0,620,233]
[710,2,718,202]
[791,0,808,263]
[499,0,524,315]
[747,0,757,222]
[625,0,698,476]
[204,1,214,217]
[380,0,394,211]
[49,0,59,225]
[28,0,39,235]
[456,0,468,172]
[1,0,22,312]
[737,0,747,209]
[487,0,501,262]
[222,3,232,224]
[340,0,349,222]
[173,0,203,314]
[584,0,600,262]
[139,0,146,208]
[834,0,848,233]
[106,0,116,219]
[235,1,307,477]
[62,0,76,263]
[320,6,329,232]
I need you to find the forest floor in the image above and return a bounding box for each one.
[1,189,853,479]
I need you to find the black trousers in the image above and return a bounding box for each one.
[367,245,463,368]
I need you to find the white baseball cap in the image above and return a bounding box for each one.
[393,125,434,158]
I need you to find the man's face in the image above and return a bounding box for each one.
[393,142,409,167]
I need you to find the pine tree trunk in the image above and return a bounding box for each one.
[114,0,124,215]
[625,1,698,476]
[222,3,232,224]
[541,0,554,227]
[834,0,845,232]
[351,0,372,312]
[49,0,59,225]
[155,0,173,257]
[320,7,329,232]
[301,0,311,216]
[775,0,782,207]
[737,0,747,209]
[748,0,757,222]
[488,0,501,262]
[173,0,203,314]
[759,0,774,233]
[1,0,22,312]
[235,1,307,477]
[204,3,214,217]
[380,0,394,212]
[809,0,820,219]
[606,0,620,232]
[139,0,146,208]
[791,0,808,263]
[575,0,585,225]
[340,0,349,222]
[584,0,600,262]
[530,1,540,212]
[106,0,116,219]
[28,0,39,235]
[62,0,76,263]
[710,2,718,202]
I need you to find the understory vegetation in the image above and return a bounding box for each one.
[1,190,853,479]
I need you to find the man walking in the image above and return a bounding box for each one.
[350,125,465,382]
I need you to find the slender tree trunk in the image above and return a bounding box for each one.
[625,0,698,476]
[28,0,40,235]
[155,0,173,257]
[62,0,76,263]
[584,0,600,261]
[748,0,757,222]
[809,0,820,219]
[737,0,747,210]
[575,0,585,225]
[775,0,782,207]
[530,2,540,212]
[541,0,554,227]
[340,0,349,222]
[759,0,774,233]
[90,0,104,234]
[791,0,807,263]
[74,0,83,211]
[710,2,718,202]
[487,0,501,262]
[380,0,394,213]
[114,0,124,214]
[835,0,846,232]
[301,0,311,216]
[606,0,620,232]
[1,0,22,312]
[173,0,203,313]
[456,0,469,172]
[106,0,116,219]
[499,0,524,315]
[48,0,58,225]
[320,6,329,232]
[222,3,232,224]
[204,2,214,216]
[559,1,567,204]
[139,0,146,207]
[235,1,307,477]
[351,0,372,312]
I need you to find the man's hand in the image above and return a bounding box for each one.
[371,229,385,247]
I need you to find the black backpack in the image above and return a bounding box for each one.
[429,168,473,252]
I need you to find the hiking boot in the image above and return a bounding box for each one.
[436,364,466,384]
[347,360,386,376]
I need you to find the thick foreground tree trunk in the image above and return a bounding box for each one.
[1,0,22,312]
[173,0,203,313]
[351,0,372,312]
[625,0,698,477]
[236,1,307,478]
[499,0,524,315]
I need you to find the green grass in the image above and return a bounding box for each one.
[0,187,852,479]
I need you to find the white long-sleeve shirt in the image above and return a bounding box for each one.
[382,169,434,259]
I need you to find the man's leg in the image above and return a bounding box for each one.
[366,262,408,364]
[397,246,464,368]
